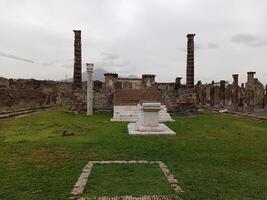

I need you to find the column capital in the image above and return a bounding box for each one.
[73,30,81,33]
[187,34,196,38]
[232,74,239,77]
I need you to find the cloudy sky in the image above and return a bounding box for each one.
[0,0,267,84]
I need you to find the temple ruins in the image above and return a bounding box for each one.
[0,30,267,119]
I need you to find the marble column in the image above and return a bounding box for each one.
[87,63,94,115]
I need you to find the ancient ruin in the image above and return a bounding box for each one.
[0,31,266,120]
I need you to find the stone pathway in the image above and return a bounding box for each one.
[70,160,183,200]
[80,195,172,200]
[0,105,53,119]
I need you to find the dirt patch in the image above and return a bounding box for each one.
[29,147,69,168]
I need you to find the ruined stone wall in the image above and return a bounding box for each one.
[1,70,265,114]
[118,78,142,89]
[195,72,266,113]
[0,77,9,89]
[160,89,197,112]
[157,83,176,91]
[93,90,113,111]
[0,78,72,110]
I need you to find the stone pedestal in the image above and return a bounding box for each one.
[87,63,94,115]
[128,102,176,136]
[136,102,163,132]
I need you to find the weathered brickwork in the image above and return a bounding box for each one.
[0,78,72,110]
[186,34,195,89]
[73,30,82,89]
[1,71,266,115]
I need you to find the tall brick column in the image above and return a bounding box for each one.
[73,30,82,89]
[186,34,196,88]
[219,80,226,107]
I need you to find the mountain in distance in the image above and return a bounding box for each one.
[82,68,108,81]
[81,68,139,81]
[65,68,139,82]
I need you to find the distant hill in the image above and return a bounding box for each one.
[66,68,139,82]
[123,74,139,79]
[82,68,108,81]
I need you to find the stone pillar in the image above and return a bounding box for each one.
[202,85,207,106]
[210,81,215,107]
[175,77,182,90]
[232,74,239,109]
[73,30,82,89]
[142,74,156,88]
[240,83,246,111]
[247,71,256,83]
[264,84,267,108]
[219,80,225,108]
[104,73,118,90]
[186,34,196,89]
[86,63,94,115]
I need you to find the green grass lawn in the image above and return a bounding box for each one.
[85,163,174,197]
[0,107,267,200]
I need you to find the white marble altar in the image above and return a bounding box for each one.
[128,102,176,136]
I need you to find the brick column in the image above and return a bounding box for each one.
[219,80,225,107]
[73,30,82,89]
[186,34,196,88]
[86,63,94,115]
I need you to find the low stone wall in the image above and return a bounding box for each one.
[1,73,266,115]
[160,89,197,112]
[0,78,72,110]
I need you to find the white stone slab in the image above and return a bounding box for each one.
[111,105,174,122]
[128,123,176,136]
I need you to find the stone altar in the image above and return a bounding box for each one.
[128,101,176,135]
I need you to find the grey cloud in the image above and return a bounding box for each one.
[95,52,132,74]
[208,43,219,49]
[231,33,267,47]
[95,60,132,72]
[1,0,267,84]
[195,43,202,50]
[100,52,120,61]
